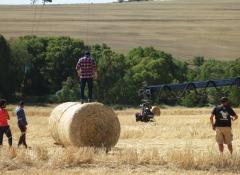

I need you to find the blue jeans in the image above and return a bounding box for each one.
[80,78,93,101]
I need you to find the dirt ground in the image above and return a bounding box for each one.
[0,105,240,174]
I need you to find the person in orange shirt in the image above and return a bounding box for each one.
[0,99,12,147]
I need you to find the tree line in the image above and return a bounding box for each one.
[0,34,240,106]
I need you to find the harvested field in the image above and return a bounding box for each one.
[1,105,240,174]
[0,0,240,59]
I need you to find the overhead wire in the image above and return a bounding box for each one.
[31,0,48,36]
[86,0,91,47]
[31,0,38,35]
[35,1,46,35]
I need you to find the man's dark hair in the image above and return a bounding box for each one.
[0,99,7,107]
[221,97,228,103]
[19,101,24,106]
[85,51,90,57]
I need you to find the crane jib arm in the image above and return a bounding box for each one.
[146,77,240,93]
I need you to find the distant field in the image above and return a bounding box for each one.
[0,0,240,59]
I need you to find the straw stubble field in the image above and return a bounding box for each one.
[0,0,240,59]
[1,105,240,175]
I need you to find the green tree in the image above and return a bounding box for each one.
[55,77,79,102]
[180,91,201,107]
[197,60,226,80]
[0,35,15,97]
[225,58,240,77]
[45,37,85,91]
[15,36,49,95]
[91,44,127,104]
[123,47,187,104]
[9,39,33,95]
[6,35,239,106]
[193,56,204,67]
[228,86,240,107]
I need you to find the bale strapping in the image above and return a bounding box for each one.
[49,102,121,148]
[151,106,161,116]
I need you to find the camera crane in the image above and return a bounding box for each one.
[136,77,240,122]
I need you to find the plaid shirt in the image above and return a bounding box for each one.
[76,56,96,78]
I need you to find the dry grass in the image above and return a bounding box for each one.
[1,0,240,59]
[0,104,240,174]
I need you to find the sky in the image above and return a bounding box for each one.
[0,0,116,5]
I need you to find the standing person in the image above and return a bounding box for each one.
[16,101,28,148]
[76,51,97,103]
[210,97,238,154]
[0,99,12,147]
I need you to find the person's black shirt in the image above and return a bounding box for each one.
[212,105,236,127]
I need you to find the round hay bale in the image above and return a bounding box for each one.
[49,102,121,148]
[151,106,161,116]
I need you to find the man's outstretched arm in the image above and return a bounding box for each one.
[229,107,238,121]
[232,114,238,121]
[210,114,215,130]
[76,59,81,76]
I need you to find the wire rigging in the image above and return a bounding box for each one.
[86,0,91,46]
[31,0,38,35]
[31,0,52,35]
[35,2,46,34]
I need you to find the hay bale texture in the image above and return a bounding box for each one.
[151,106,161,116]
[49,102,121,148]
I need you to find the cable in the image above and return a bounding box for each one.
[86,0,91,46]
[31,0,49,36]
[31,0,38,35]
[35,2,46,35]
